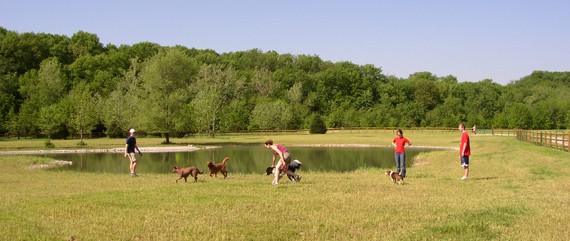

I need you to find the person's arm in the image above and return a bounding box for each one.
[124,144,128,157]
[135,144,141,155]
[461,142,467,157]
[272,153,277,167]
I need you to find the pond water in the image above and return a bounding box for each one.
[44,145,434,174]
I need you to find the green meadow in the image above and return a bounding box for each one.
[1,132,569,240]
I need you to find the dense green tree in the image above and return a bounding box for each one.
[192,65,245,137]
[139,48,198,143]
[250,99,293,130]
[67,83,100,144]
[16,58,67,136]
[309,113,327,134]
[38,103,68,146]
[1,27,570,137]
[0,31,55,74]
[413,78,440,110]
[0,73,19,133]
[68,31,104,58]
[102,58,143,137]
[223,99,251,132]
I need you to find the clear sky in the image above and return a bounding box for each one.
[2,0,569,85]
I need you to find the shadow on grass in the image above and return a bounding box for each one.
[471,176,499,181]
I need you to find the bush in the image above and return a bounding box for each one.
[309,113,327,134]
[44,140,55,148]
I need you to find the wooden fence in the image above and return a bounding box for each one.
[516,129,570,152]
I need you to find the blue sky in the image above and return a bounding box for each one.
[2,0,569,85]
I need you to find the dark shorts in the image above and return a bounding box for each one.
[283,152,292,165]
[461,156,469,167]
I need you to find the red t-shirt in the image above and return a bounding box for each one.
[392,137,410,153]
[460,131,471,156]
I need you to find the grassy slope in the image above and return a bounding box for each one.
[0,132,569,240]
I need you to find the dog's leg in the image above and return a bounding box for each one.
[176,177,183,183]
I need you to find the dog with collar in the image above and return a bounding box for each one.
[266,160,302,182]
[385,170,404,185]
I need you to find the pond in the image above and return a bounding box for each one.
[43,145,435,174]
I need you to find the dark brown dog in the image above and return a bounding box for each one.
[172,166,203,183]
[207,157,229,178]
[385,170,404,185]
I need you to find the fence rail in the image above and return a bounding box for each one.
[516,129,570,152]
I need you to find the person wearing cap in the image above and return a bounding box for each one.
[125,129,142,177]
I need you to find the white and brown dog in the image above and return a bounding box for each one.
[385,170,404,185]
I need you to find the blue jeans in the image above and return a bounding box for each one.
[395,153,406,177]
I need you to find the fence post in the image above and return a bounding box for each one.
[549,132,552,148]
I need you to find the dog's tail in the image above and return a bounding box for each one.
[222,157,230,164]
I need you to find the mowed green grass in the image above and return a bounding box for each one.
[1,132,569,240]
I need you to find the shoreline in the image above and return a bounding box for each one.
[0,144,456,155]
[0,145,220,155]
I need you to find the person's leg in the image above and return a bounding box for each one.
[395,153,403,174]
[283,153,299,180]
[394,154,400,173]
[401,153,406,177]
[274,160,284,185]
[128,153,138,176]
[131,160,138,176]
[461,156,469,180]
[463,156,469,178]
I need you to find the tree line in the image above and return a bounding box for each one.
[1,27,569,143]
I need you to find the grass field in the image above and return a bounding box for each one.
[1,132,569,240]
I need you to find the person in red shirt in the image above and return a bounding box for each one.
[392,129,411,177]
[459,123,471,181]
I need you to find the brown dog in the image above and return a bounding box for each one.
[385,170,404,185]
[172,166,203,183]
[207,157,230,178]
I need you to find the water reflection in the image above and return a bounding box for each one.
[44,145,432,174]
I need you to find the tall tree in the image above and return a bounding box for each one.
[17,58,66,136]
[102,58,143,137]
[250,99,293,130]
[139,48,198,143]
[68,83,99,144]
[68,31,104,58]
[192,65,245,137]
[38,102,68,146]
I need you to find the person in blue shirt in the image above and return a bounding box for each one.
[125,129,142,177]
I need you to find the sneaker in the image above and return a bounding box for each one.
[461,176,467,181]
[272,180,278,186]
[131,173,138,177]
